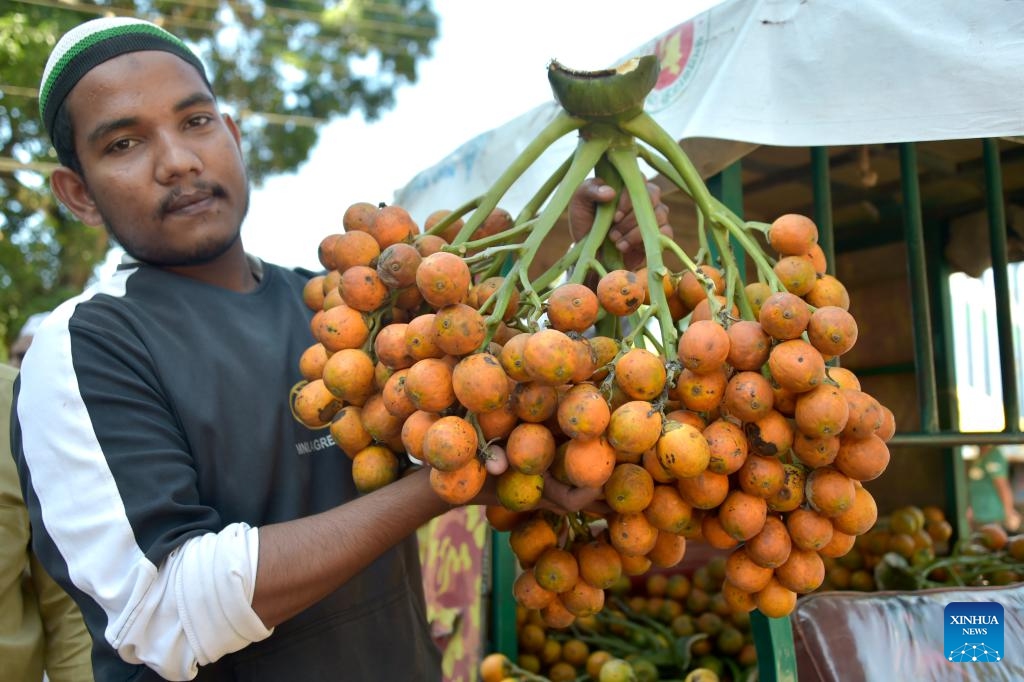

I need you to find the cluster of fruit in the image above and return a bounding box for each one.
[820,505,1024,592]
[291,197,895,629]
[288,52,898,632]
[494,218,895,628]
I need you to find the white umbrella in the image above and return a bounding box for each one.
[395,0,1024,222]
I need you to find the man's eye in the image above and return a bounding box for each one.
[107,139,137,153]
[187,115,212,128]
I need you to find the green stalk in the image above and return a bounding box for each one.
[637,143,690,197]
[475,253,511,282]
[480,273,523,337]
[569,177,620,285]
[658,233,702,276]
[623,113,784,304]
[450,217,537,253]
[637,137,713,266]
[502,663,550,682]
[706,228,741,321]
[585,259,609,278]
[606,145,678,352]
[596,309,620,338]
[499,136,611,313]
[530,239,587,292]
[619,112,720,225]
[567,630,643,659]
[746,220,772,235]
[640,325,665,355]
[515,154,575,224]
[423,195,480,237]
[567,133,627,284]
[696,206,712,265]
[461,243,522,265]
[719,213,786,292]
[622,304,657,348]
[452,111,585,245]
[729,264,756,321]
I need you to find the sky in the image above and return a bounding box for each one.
[239,0,726,271]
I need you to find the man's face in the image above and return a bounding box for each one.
[60,51,250,266]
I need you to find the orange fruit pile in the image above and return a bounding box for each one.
[293,203,894,624]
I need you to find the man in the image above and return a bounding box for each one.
[14,16,670,682]
[967,445,1022,532]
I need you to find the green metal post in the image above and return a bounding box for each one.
[490,530,518,659]
[925,216,969,540]
[982,139,1021,432]
[708,163,746,279]
[811,147,835,275]
[712,159,797,682]
[899,143,940,433]
[750,613,799,682]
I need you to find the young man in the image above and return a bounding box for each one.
[14,17,670,682]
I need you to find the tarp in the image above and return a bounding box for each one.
[395,0,1024,222]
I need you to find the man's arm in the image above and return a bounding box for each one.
[252,464,606,627]
[993,476,1021,531]
[252,466,447,627]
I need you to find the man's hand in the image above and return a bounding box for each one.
[1006,508,1022,532]
[464,466,608,516]
[569,177,674,271]
[540,474,611,516]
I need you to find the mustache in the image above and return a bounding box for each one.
[158,181,229,216]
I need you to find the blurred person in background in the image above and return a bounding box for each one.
[967,444,1022,532]
[3,313,94,681]
[8,313,50,369]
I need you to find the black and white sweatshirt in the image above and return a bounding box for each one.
[11,259,440,681]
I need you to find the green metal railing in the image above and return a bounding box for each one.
[891,141,1024,539]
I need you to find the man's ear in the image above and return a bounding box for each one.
[50,167,103,226]
[223,113,242,149]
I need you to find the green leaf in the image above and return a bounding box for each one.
[671,632,708,671]
[873,551,922,591]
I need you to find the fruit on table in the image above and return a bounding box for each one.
[820,505,1024,592]
[498,555,757,681]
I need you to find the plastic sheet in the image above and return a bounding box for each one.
[791,583,1024,681]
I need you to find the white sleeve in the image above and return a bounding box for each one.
[110,523,273,681]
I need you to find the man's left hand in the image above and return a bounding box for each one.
[569,177,674,271]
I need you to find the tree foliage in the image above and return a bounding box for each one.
[0,0,437,353]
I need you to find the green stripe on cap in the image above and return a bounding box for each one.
[40,24,191,116]
[40,17,210,143]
